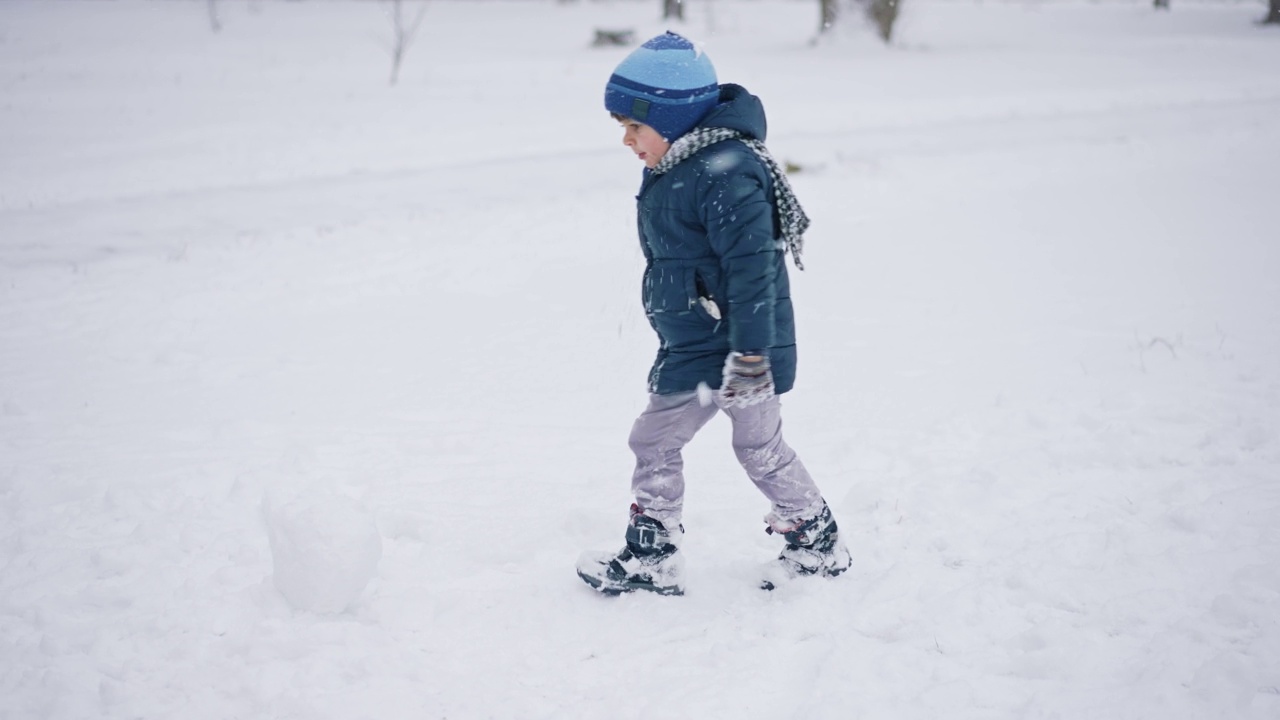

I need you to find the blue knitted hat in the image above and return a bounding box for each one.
[605,32,719,142]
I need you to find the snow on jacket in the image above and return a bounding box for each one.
[635,83,798,396]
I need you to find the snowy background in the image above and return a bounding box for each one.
[2,0,1279,718]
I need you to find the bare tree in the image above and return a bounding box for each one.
[1153,0,1170,10]
[1265,0,1280,24]
[663,0,684,22]
[819,0,899,45]
[866,0,900,43]
[818,0,839,35]
[207,0,222,33]
[387,0,427,86]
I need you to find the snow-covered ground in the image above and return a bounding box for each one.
[2,1,1279,717]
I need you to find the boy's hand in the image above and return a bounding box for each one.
[720,353,775,408]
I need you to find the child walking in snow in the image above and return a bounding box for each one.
[576,32,851,595]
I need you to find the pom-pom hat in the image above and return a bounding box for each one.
[605,32,719,142]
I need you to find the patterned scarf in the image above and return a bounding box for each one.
[652,127,810,270]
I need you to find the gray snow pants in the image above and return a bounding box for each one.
[629,391,825,528]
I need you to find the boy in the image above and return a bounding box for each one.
[576,33,851,595]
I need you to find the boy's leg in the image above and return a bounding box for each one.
[629,391,719,528]
[720,396,825,525]
[722,396,851,587]
[577,392,713,597]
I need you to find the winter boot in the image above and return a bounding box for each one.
[577,504,685,596]
[760,501,851,591]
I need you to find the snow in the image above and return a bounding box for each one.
[265,491,383,614]
[2,0,1279,718]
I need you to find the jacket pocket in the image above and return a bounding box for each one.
[689,267,724,325]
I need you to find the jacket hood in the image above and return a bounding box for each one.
[695,83,767,141]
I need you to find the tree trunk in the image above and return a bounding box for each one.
[1266,0,1280,24]
[867,0,900,43]
[663,0,684,22]
[390,0,406,85]
[207,0,222,33]
[388,0,426,86]
[818,0,838,34]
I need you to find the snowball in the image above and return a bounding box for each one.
[696,381,715,407]
[265,492,382,614]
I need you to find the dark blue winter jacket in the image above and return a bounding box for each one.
[635,84,797,395]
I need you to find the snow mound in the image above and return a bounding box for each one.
[264,492,383,614]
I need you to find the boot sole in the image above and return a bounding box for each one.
[760,554,851,591]
[577,568,684,597]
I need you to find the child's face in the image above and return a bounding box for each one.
[620,119,670,169]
